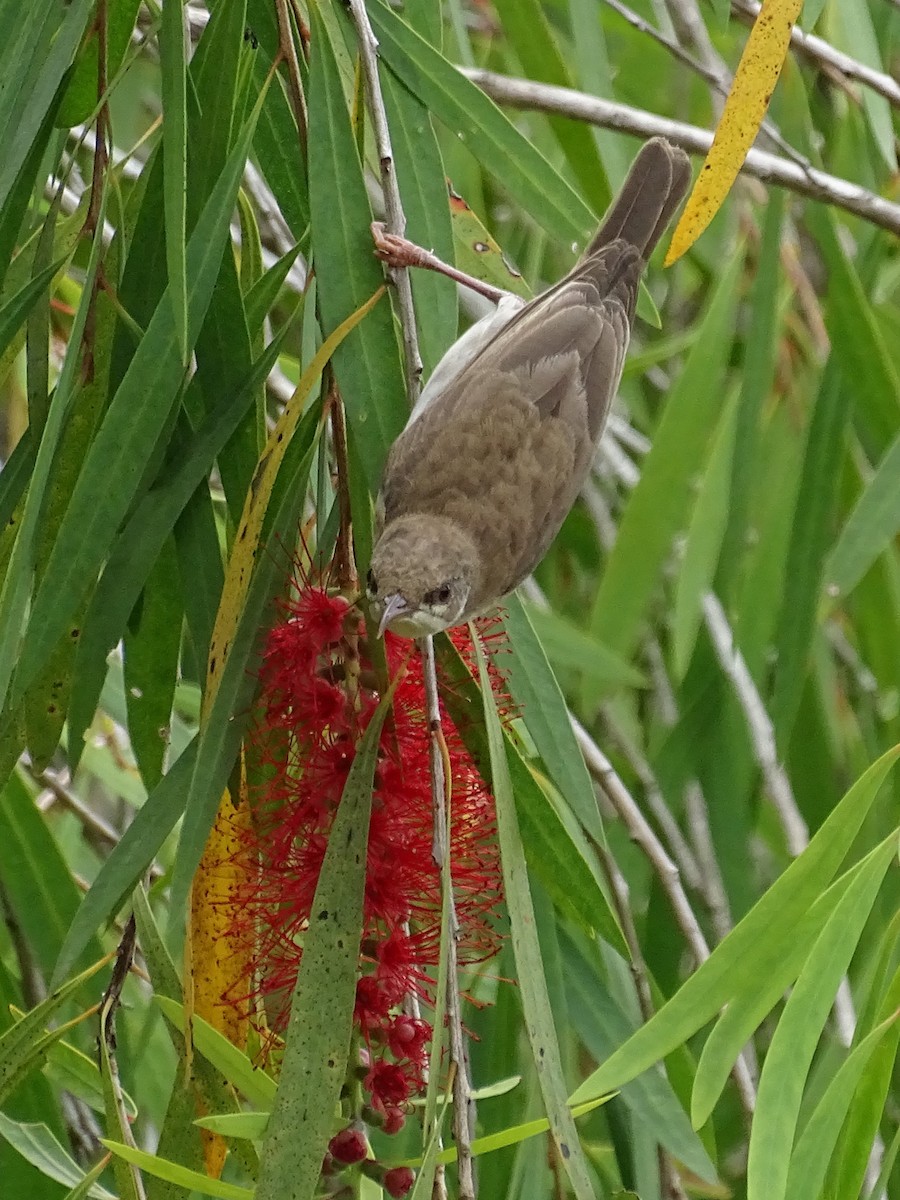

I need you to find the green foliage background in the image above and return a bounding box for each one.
[0,0,898,1197]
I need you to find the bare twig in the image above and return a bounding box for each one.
[732,0,900,110]
[605,0,811,168]
[346,0,423,409]
[420,636,477,1200]
[99,916,146,1200]
[571,715,758,1120]
[274,0,308,147]
[371,221,506,305]
[459,69,900,237]
[701,591,860,1058]
[701,593,808,857]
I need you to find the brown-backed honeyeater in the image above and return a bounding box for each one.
[367,137,691,638]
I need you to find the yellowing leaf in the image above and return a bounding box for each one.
[665,0,802,264]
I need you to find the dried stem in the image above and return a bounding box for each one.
[274,0,308,148]
[100,915,146,1199]
[371,221,507,305]
[459,69,900,237]
[420,636,477,1199]
[346,0,423,409]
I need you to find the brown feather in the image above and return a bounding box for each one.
[370,138,691,633]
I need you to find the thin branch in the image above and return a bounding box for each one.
[701,592,808,857]
[604,0,811,169]
[732,0,900,110]
[571,714,758,1121]
[346,0,423,409]
[701,592,859,1054]
[459,69,900,237]
[420,636,477,1200]
[371,221,507,305]
[274,0,308,148]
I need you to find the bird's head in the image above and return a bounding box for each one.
[366,514,481,639]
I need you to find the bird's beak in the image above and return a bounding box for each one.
[377,593,411,638]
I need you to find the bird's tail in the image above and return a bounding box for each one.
[584,138,692,261]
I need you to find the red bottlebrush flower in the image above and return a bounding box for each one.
[384,1166,416,1198]
[222,563,507,1142]
[328,1126,368,1165]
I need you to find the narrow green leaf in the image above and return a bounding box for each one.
[123,537,182,790]
[308,0,406,492]
[255,695,392,1200]
[473,630,598,1200]
[12,104,260,710]
[503,594,607,845]
[770,361,846,743]
[160,0,189,359]
[672,394,738,678]
[0,0,94,211]
[589,249,743,662]
[570,746,900,1103]
[155,998,277,1111]
[0,1112,116,1200]
[0,958,107,1105]
[785,1009,900,1200]
[746,834,896,1200]
[68,331,287,766]
[691,866,855,1127]
[100,1143,253,1200]
[370,0,595,244]
[492,0,609,210]
[0,769,102,977]
[824,427,900,604]
[52,740,198,986]
[522,604,646,690]
[381,69,457,380]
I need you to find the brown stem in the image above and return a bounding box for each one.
[274,0,308,148]
[371,221,507,305]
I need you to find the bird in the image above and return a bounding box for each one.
[366,137,692,639]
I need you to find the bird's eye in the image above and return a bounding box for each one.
[425,582,453,606]
[366,567,378,595]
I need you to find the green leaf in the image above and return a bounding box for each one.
[369,0,595,245]
[502,594,608,846]
[0,958,108,1105]
[784,1009,900,1200]
[307,0,406,493]
[52,739,198,986]
[100,1143,253,1200]
[0,769,102,977]
[160,0,189,359]
[254,693,392,1200]
[0,0,94,211]
[824,427,900,605]
[473,630,599,1200]
[588,249,743,663]
[492,0,609,211]
[672,394,738,678]
[746,834,896,1200]
[690,865,855,1127]
[155,997,276,1111]
[569,745,900,1103]
[12,105,261,711]
[0,1112,116,1200]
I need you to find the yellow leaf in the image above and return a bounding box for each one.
[665,0,802,264]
